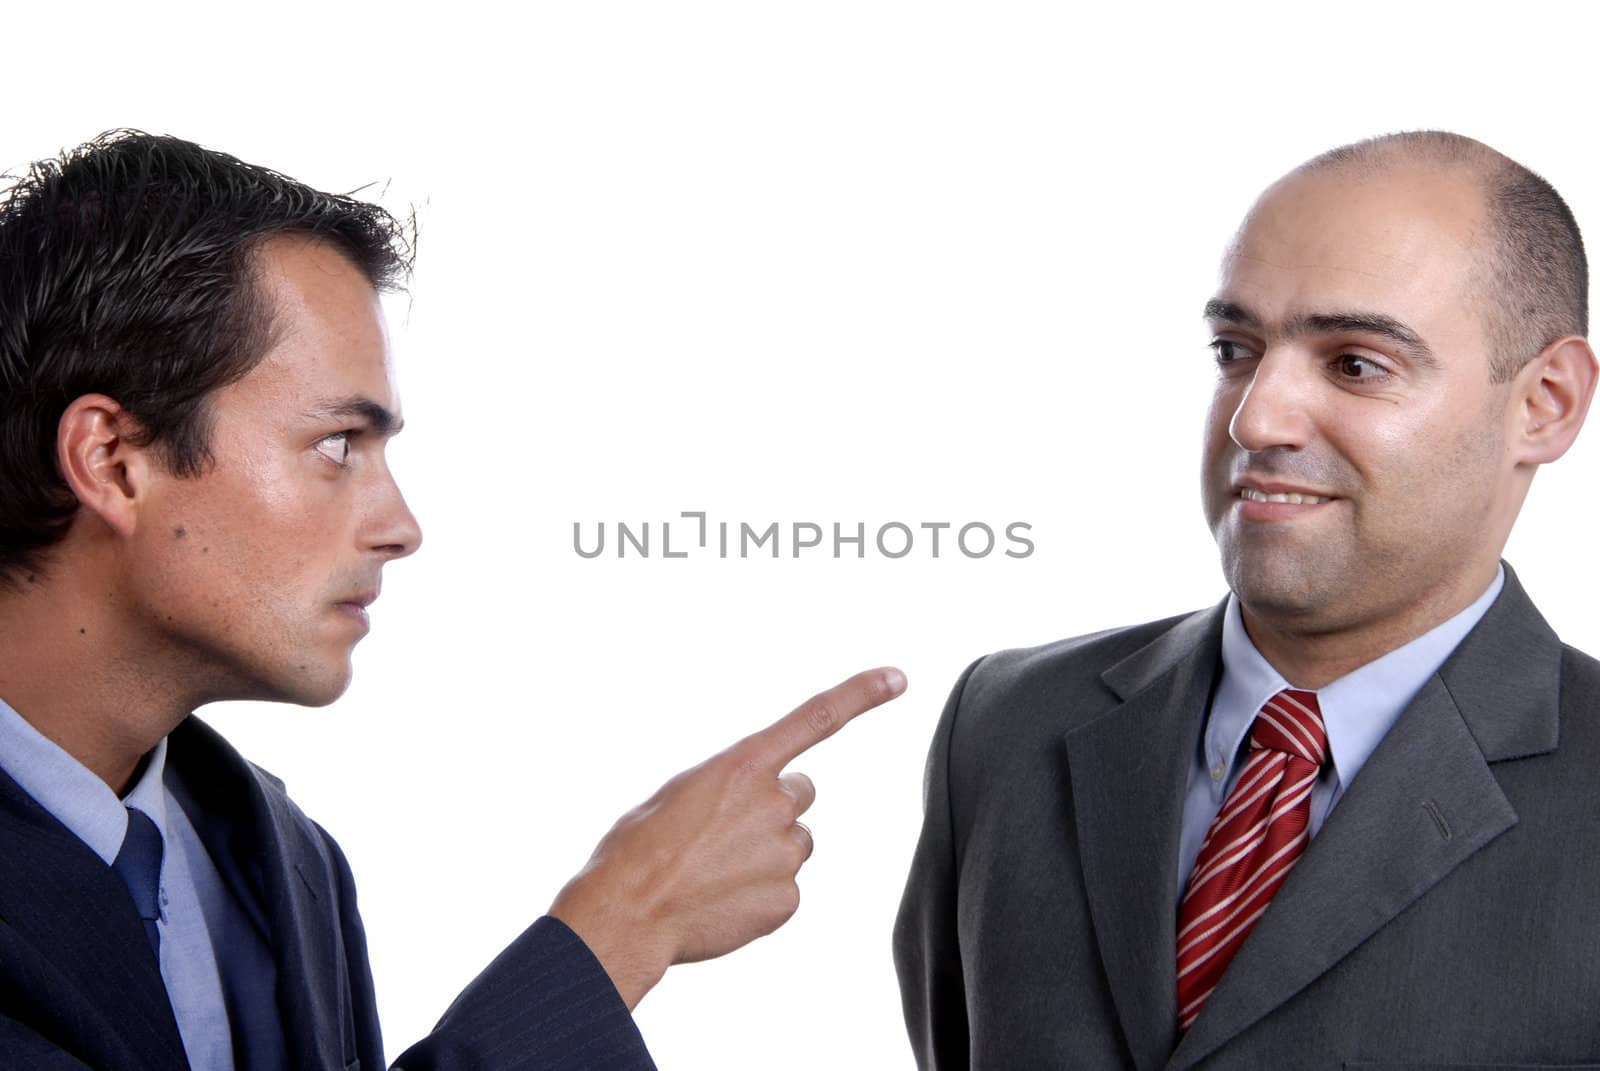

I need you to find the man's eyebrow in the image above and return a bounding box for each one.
[307,397,405,436]
[1202,299,1438,368]
[1288,312,1438,368]
[1203,299,1260,328]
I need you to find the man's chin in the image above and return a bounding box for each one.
[250,659,355,708]
[294,668,355,707]
[1224,559,1340,622]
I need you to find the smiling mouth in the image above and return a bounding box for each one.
[1239,488,1332,505]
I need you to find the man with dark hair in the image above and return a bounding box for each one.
[0,130,905,1069]
[895,131,1600,1067]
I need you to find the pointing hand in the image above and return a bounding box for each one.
[549,666,907,1009]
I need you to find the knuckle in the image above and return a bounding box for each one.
[727,743,765,778]
[767,790,796,825]
[805,697,841,738]
[789,822,815,865]
[712,745,756,779]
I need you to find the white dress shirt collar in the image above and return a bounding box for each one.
[0,694,169,863]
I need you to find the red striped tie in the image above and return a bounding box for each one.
[1175,688,1327,1031]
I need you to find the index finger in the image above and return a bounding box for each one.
[740,666,908,772]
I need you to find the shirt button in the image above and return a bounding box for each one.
[1211,761,1226,782]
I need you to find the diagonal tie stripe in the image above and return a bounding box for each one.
[1253,691,1326,764]
[1176,688,1326,1031]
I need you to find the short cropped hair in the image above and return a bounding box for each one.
[1305,131,1587,383]
[0,130,413,584]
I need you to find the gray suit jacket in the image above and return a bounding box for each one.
[894,565,1600,1070]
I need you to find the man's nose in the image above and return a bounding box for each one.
[367,471,423,560]
[1228,349,1317,453]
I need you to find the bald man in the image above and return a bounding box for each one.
[894,132,1600,1068]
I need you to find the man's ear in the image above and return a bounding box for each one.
[1512,335,1599,465]
[56,394,155,538]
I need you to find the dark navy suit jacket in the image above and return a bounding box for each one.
[0,716,655,1070]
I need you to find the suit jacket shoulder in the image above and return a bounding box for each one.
[955,610,1207,734]
[896,605,1223,1070]
[0,716,654,1071]
[935,608,1218,825]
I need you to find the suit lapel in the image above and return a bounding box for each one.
[1065,604,1224,1071]
[0,768,190,1069]
[1168,566,1559,1069]
[170,719,351,1071]
[253,781,352,1071]
[1166,674,1518,1068]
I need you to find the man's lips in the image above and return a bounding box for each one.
[335,592,378,628]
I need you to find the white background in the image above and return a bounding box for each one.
[7,3,1600,1067]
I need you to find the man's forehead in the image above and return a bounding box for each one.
[219,240,400,419]
[254,237,387,340]
[220,344,403,433]
[1211,166,1490,335]
[1228,164,1484,277]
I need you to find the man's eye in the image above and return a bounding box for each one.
[1211,340,1255,364]
[1336,354,1387,380]
[315,432,352,466]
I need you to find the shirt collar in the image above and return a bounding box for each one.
[1210,565,1506,787]
[0,694,171,864]
[123,737,172,844]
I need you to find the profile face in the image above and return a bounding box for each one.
[1200,163,1520,639]
[122,236,422,706]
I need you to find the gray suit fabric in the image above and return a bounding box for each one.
[894,565,1600,1070]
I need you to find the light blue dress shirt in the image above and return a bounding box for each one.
[0,697,251,1069]
[1177,566,1506,904]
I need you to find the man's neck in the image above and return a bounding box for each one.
[0,574,194,795]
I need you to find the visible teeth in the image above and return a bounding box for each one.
[1241,488,1330,505]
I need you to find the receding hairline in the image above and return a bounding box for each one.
[1299,130,1507,178]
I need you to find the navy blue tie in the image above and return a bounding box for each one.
[112,806,163,959]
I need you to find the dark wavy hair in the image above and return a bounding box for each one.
[0,130,413,585]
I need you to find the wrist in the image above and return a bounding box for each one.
[549,870,672,1010]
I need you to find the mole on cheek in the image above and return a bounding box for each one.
[174,527,187,539]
